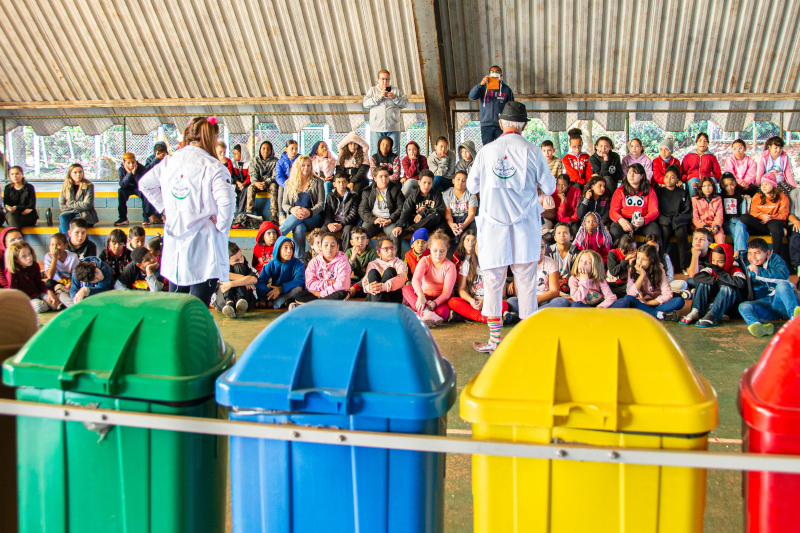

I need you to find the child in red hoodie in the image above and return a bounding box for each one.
[5,240,60,313]
[551,174,581,235]
[680,243,746,327]
[609,163,660,241]
[561,128,592,186]
[252,221,280,273]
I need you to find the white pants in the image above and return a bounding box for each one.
[482,263,538,319]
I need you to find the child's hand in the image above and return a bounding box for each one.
[46,291,58,308]
[266,286,281,300]
[624,252,636,263]
[748,263,759,274]
[73,287,89,304]
[415,293,427,313]
[578,266,589,278]
[414,214,422,223]
[392,226,403,237]
[585,190,592,199]
[470,298,483,310]
[635,263,645,276]
[220,281,232,293]
[762,215,772,223]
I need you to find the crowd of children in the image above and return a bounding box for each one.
[5,126,800,341]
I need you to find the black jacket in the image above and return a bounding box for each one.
[655,186,693,229]
[118,162,148,189]
[358,181,404,225]
[694,264,747,291]
[588,152,624,184]
[323,190,360,227]
[3,182,37,213]
[336,163,370,187]
[398,188,445,228]
[575,195,611,225]
[68,239,97,261]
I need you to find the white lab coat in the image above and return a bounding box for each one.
[138,145,236,286]
[467,133,556,270]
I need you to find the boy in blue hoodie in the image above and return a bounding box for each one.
[274,140,299,188]
[738,237,800,337]
[256,236,305,309]
[70,256,114,303]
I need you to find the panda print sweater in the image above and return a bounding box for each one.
[609,187,659,225]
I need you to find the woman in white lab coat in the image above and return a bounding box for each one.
[138,116,236,306]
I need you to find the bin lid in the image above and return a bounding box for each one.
[215,301,456,420]
[0,289,38,359]
[2,292,233,402]
[740,318,800,437]
[460,309,717,434]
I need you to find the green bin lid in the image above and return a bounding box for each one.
[2,292,233,402]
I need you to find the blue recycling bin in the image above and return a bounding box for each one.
[216,301,456,533]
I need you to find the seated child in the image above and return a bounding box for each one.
[70,257,114,303]
[740,174,790,258]
[0,226,24,289]
[541,140,563,178]
[686,228,714,286]
[652,134,682,185]
[405,228,431,283]
[345,226,377,297]
[323,173,359,250]
[252,221,280,273]
[624,244,684,320]
[644,234,688,294]
[303,228,325,269]
[509,240,570,312]
[691,176,725,244]
[655,164,692,270]
[569,249,630,308]
[67,217,97,259]
[562,128,592,186]
[448,231,513,323]
[551,174,581,236]
[215,242,259,318]
[401,140,428,195]
[147,236,162,263]
[128,226,146,250]
[539,186,557,239]
[738,238,800,337]
[427,136,456,192]
[680,243,746,327]
[606,235,637,298]
[455,141,476,175]
[397,170,445,238]
[99,229,132,281]
[294,232,352,304]
[403,229,457,327]
[443,170,479,242]
[43,233,77,307]
[572,211,611,265]
[720,172,750,257]
[546,223,576,296]
[5,240,61,313]
[255,236,305,309]
[114,247,164,291]
[576,175,611,227]
[361,237,407,303]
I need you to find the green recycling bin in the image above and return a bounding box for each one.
[2,292,234,533]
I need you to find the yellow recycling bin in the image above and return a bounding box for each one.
[460,309,718,533]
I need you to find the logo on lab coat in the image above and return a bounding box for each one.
[492,156,517,179]
[171,175,191,200]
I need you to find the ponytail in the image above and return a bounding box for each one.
[184,117,220,157]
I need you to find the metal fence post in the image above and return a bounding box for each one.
[252,114,256,153]
[122,116,127,153]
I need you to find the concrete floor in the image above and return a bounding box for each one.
[35,306,773,532]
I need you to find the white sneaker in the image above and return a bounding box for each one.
[473,341,498,353]
[235,299,248,318]
[288,302,298,311]
[222,304,235,319]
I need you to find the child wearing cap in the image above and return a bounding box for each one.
[405,227,431,283]
[652,134,682,186]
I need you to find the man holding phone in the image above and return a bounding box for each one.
[363,69,408,155]
[468,66,515,146]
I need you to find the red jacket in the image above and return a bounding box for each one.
[402,141,428,180]
[562,153,593,185]
[6,262,48,299]
[652,156,683,185]
[252,221,281,273]
[681,151,721,182]
[551,186,581,223]
[610,187,659,225]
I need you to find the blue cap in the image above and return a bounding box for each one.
[411,228,429,243]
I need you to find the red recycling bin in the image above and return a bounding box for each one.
[739,318,800,533]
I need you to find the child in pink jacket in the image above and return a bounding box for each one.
[691,176,725,244]
[402,229,457,326]
[724,138,757,189]
[294,232,351,304]
[568,250,630,308]
[756,136,797,189]
[361,236,407,303]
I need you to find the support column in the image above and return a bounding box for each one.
[411,0,453,148]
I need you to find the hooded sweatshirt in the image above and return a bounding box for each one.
[621,153,653,182]
[589,151,624,184]
[750,190,790,222]
[455,141,477,175]
[275,152,299,187]
[231,143,251,185]
[362,256,408,293]
[252,221,281,273]
[117,161,148,190]
[468,80,515,126]
[427,149,456,179]
[610,186,659,224]
[740,250,791,301]
[724,154,757,187]
[336,131,371,186]
[681,150,721,182]
[255,236,305,295]
[691,195,724,230]
[345,245,377,285]
[6,261,49,299]
[562,152,593,185]
[551,186,581,223]
[401,141,428,180]
[69,256,114,299]
[405,248,430,281]
[655,185,693,229]
[370,136,401,179]
[693,243,746,292]
[310,141,338,179]
[756,150,798,187]
[305,251,352,297]
[399,187,445,228]
[652,156,683,185]
[250,141,279,185]
[0,226,20,289]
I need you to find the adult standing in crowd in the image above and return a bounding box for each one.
[468,66,515,146]
[58,163,98,235]
[363,69,408,154]
[467,101,555,353]
[3,166,38,229]
[247,140,279,222]
[115,152,159,226]
[138,116,235,306]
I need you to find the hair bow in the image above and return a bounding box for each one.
[207,116,218,125]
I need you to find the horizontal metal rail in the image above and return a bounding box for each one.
[0,399,795,474]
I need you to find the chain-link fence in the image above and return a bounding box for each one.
[4,114,800,181]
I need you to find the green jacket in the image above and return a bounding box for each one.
[345,246,377,285]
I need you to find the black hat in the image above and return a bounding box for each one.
[498,101,530,123]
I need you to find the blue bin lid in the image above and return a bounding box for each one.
[216,302,456,420]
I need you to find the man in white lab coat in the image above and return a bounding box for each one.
[467,101,556,353]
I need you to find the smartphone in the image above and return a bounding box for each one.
[386,86,392,93]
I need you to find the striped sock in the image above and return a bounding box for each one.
[487,317,502,345]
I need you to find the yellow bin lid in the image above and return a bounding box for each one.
[460,309,718,435]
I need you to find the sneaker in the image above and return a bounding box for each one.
[748,322,775,337]
[503,311,520,325]
[150,214,164,225]
[661,310,681,322]
[288,302,299,311]
[235,299,248,318]
[447,310,466,323]
[222,304,235,319]
[114,219,129,226]
[473,341,498,354]
[794,306,800,319]
[142,219,152,226]
[680,290,692,300]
